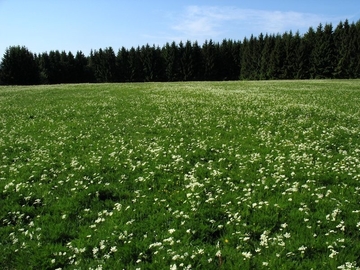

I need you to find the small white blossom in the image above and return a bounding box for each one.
[329,249,339,258]
[298,246,307,253]
[242,251,252,259]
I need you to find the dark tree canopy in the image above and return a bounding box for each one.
[0,46,39,85]
[1,19,360,85]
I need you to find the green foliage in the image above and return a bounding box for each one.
[1,19,360,85]
[140,44,165,82]
[90,47,117,83]
[0,46,39,85]
[312,24,336,78]
[1,81,360,269]
[128,46,144,82]
[202,39,221,81]
[163,41,182,81]
[74,50,93,83]
[116,47,130,82]
[220,39,241,80]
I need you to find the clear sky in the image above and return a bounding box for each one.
[1,0,359,55]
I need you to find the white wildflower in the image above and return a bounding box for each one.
[242,251,252,259]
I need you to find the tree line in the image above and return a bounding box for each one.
[1,19,360,85]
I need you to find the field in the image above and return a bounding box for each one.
[1,80,360,269]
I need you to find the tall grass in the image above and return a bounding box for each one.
[1,81,360,269]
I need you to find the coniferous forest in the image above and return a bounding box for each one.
[1,19,360,85]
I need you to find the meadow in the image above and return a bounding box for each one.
[0,80,360,270]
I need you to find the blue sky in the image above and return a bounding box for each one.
[1,0,359,55]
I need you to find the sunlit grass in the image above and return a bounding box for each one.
[1,80,360,269]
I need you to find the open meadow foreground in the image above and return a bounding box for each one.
[1,80,360,270]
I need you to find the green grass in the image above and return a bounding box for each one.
[1,80,360,269]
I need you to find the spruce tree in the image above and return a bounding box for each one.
[59,51,76,83]
[220,39,240,80]
[283,31,297,79]
[74,51,89,83]
[260,34,274,80]
[181,40,194,81]
[239,37,249,79]
[163,41,180,81]
[191,41,203,81]
[177,41,185,80]
[268,34,285,79]
[91,47,117,82]
[38,52,50,84]
[312,23,336,78]
[292,31,305,79]
[128,47,143,82]
[202,39,220,81]
[104,47,117,82]
[0,46,39,85]
[240,35,262,80]
[355,20,360,78]
[116,47,130,82]
[334,21,347,78]
[153,45,165,81]
[141,44,163,82]
[302,27,316,79]
[348,22,359,78]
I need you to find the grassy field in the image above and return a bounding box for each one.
[1,80,360,269]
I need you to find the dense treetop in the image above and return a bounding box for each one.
[1,19,360,85]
